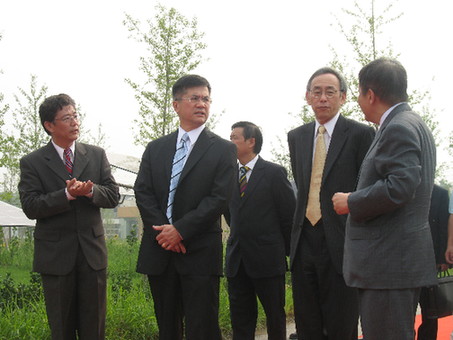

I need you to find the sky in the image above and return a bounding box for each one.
[0,0,452,175]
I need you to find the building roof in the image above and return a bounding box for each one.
[0,200,35,227]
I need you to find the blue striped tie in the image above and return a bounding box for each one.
[166,133,189,223]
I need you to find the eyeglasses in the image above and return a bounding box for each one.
[309,89,340,99]
[54,114,79,124]
[177,95,212,104]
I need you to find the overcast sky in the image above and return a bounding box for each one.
[1,0,451,172]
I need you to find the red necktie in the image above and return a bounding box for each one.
[64,148,73,174]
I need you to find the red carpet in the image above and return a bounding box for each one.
[358,314,453,339]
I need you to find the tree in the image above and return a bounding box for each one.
[124,4,207,146]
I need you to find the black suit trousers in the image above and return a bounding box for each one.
[227,261,286,340]
[417,287,438,340]
[41,246,106,340]
[291,219,358,340]
[147,258,221,340]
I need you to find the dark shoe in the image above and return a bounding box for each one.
[289,332,298,340]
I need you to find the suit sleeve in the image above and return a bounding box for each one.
[134,144,169,232]
[19,156,71,220]
[348,122,422,222]
[287,130,299,187]
[271,165,296,255]
[91,148,120,209]
[437,188,450,262]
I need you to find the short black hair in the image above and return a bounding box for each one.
[359,57,408,106]
[39,94,76,135]
[306,67,348,94]
[172,75,211,100]
[231,121,263,154]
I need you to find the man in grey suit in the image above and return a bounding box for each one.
[19,93,119,339]
[225,121,295,340]
[288,67,375,340]
[333,58,437,340]
[134,75,237,340]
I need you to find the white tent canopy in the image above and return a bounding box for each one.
[0,200,35,227]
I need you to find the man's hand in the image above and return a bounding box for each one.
[332,192,351,215]
[445,245,453,264]
[154,224,186,254]
[66,179,94,197]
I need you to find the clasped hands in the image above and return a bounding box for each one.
[154,224,186,254]
[66,178,94,197]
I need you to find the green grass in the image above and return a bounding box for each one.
[0,236,294,339]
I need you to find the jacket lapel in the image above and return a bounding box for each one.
[323,115,348,181]
[178,128,212,183]
[43,141,72,181]
[240,156,265,206]
[72,142,88,179]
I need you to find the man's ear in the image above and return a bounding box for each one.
[43,121,54,135]
[368,89,376,105]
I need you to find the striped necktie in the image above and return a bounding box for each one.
[64,148,73,174]
[166,133,189,223]
[306,125,326,226]
[239,166,250,198]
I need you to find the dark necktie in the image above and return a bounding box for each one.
[239,166,250,198]
[64,148,73,174]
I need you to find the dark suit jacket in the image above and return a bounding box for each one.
[345,103,437,289]
[135,128,237,276]
[19,141,119,275]
[288,115,375,273]
[429,184,449,264]
[224,157,295,279]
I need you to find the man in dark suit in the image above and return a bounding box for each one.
[134,75,237,340]
[225,121,295,340]
[333,58,437,340]
[288,67,375,340]
[418,184,450,340]
[18,93,119,340]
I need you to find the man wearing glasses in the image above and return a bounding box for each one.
[134,75,237,340]
[288,68,375,340]
[19,93,119,339]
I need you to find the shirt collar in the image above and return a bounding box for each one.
[315,112,340,138]
[51,140,75,161]
[178,124,205,146]
[239,154,259,171]
[379,102,405,126]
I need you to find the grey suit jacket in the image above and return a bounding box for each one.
[344,103,437,289]
[225,157,295,279]
[135,128,237,276]
[19,141,119,275]
[288,115,375,273]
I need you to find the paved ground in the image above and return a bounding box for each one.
[254,322,296,339]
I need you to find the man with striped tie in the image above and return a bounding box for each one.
[225,121,295,340]
[134,75,237,340]
[18,93,119,339]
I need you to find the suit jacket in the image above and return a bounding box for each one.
[224,157,295,279]
[344,103,437,289]
[19,141,119,276]
[135,128,237,276]
[429,184,449,264]
[288,115,375,273]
